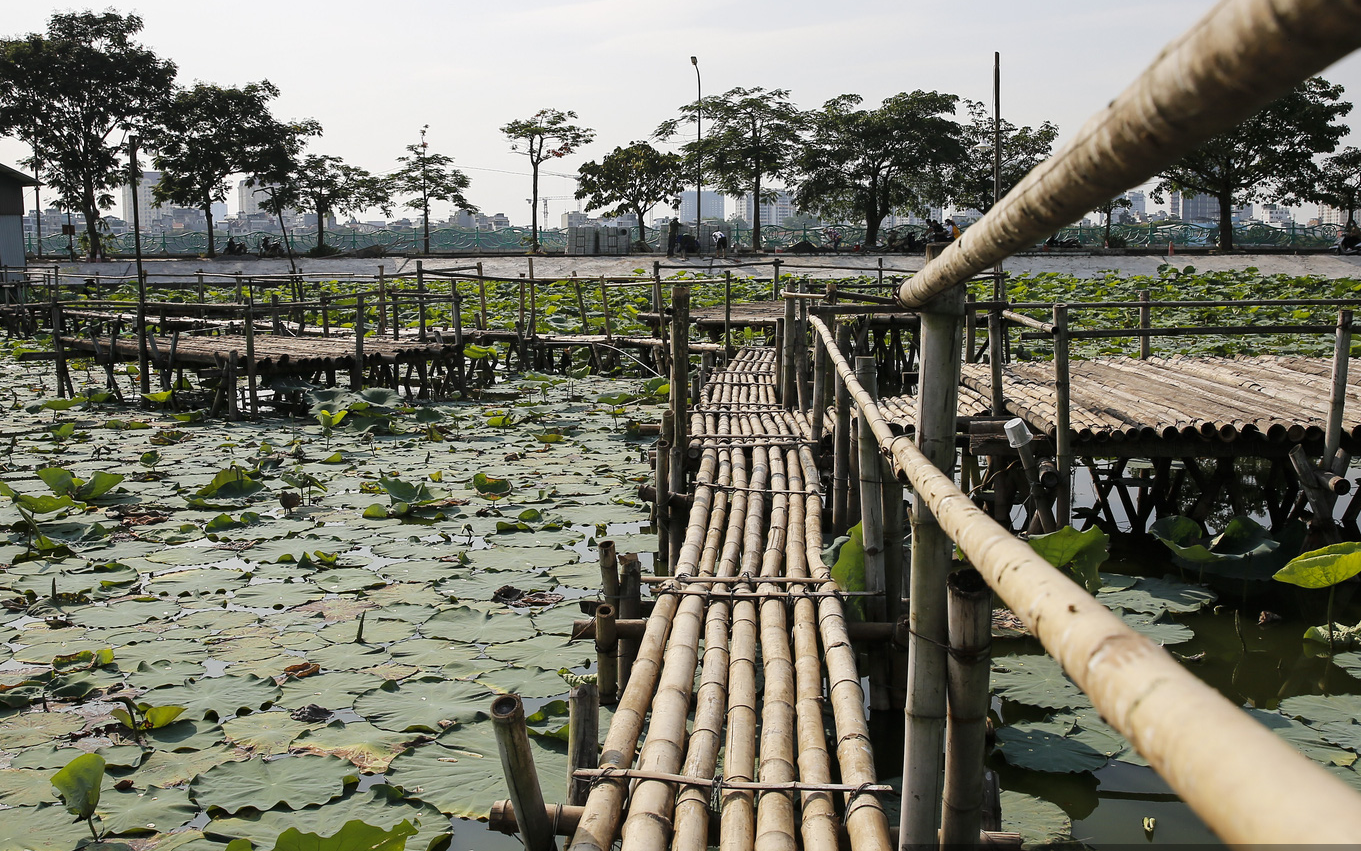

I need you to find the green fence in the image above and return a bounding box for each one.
[26,220,1347,258]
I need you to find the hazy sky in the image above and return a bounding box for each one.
[4,1,1361,225]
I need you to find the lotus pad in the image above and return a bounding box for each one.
[146,674,282,720]
[0,804,100,851]
[97,785,198,836]
[1000,790,1073,846]
[385,735,567,819]
[990,655,1092,710]
[290,721,422,772]
[995,721,1110,773]
[189,754,356,813]
[354,678,494,732]
[0,711,84,747]
[204,785,448,851]
[222,713,320,755]
[419,605,536,644]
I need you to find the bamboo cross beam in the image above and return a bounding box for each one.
[571,768,892,796]
[895,0,1361,308]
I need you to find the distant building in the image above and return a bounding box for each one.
[0,163,39,278]
[1171,191,1220,221]
[561,210,590,229]
[727,191,795,228]
[1258,204,1292,225]
[950,208,984,225]
[1125,191,1146,217]
[678,190,724,224]
[1319,204,1349,226]
[887,208,943,228]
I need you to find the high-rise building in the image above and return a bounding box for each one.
[728,190,798,228]
[1320,204,1349,226]
[678,190,724,224]
[121,171,164,227]
[1171,191,1219,221]
[1260,203,1293,225]
[1125,191,1146,216]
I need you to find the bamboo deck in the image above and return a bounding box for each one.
[63,332,460,374]
[566,347,897,850]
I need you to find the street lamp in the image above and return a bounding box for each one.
[691,56,701,251]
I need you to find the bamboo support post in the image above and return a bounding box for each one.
[598,276,613,342]
[594,603,618,705]
[226,350,240,420]
[1325,308,1352,468]
[832,321,853,533]
[901,282,964,848]
[1053,304,1072,526]
[724,271,733,360]
[50,301,69,398]
[492,695,558,851]
[270,294,281,334]
[352,293,366,391]
[566,684,599,807]
[477,262,488,330]
[811,320,829,445]
[782,294,798,408]
[234,273,243,303]
[668,287,691,570]
[965,294,977,363]
[137,269,150,396]
[243,299,258,416]
[657,411,673,576]
[573,273,591,334]
[599,540,619,608]
[881,455,907,707]
[856,357,887,623]
[528,280,538,356]
[618,553,641,687]
[940,568,993,848]
[1138,289,1151,359]
[321,294,330,337]
[377,266,387,336]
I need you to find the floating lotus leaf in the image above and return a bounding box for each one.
[467,546,576,572]
[146,568,248,599]
[222,713,319,756]
[146,546,245,567]
[990,655,1092,710]
[0,804,99,851]
[1333,651,1361,680]
[278,671,384,712]
[1028,525,1109,593]
[272,630,328,652]
[377,560,457,584]
[306,643,389,672]
[484,633,589,669]
[189,754,356,814]
[136,745,244,788]
[1275,542,1361,589]
[419,606,536,645]
[371,603,438,624]
[0,711,84,747]
[316,617,415,645]
[1315,720,1361,752]
[147,674,282,721]
[97,785,197,836]
[0,768,60,806]
[204,785,446,851]
[11,744,145,771]
[207,636,280,664]
[175,609,260,631]
[438,570,551,601]
[311,569,387,595]
[106,638,207,666]
[1118,611,1194,645]
[996,721,1109,773]
[127,659,205,690]
[1000,790,1072,846]
[361,661,423,681]
[290,721,422,772]
[230,582,322,610]
[354,678,494,732]
[386,734,567,819]
[141,718,224,753]
[1246,707,1358,767]
[365,583,447,609]
[474,665,569,699]
[531,603,585,637]
[293,597,376,622]
[1278,694,1361,727]
[1096,576,1216,615]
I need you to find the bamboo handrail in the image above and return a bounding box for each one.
[895,0,1361,308]
[808,314,1361,845]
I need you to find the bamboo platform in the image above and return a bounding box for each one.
[63,332,459,374]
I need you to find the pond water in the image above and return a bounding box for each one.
[1,340,1358,850]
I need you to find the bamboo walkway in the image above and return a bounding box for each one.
[566,347,896,851]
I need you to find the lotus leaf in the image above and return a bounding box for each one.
[385,735,566,819]
[305,642,389,672]
[278,671,384,712]
[1246,707,1358,767]
[189,754,356,814]
[990,655,1092,710]
[995,721,1108,773]
[230,582,322,610]
[11,744,145,771]
[223,713,319,756]
[484,633,588,669]
[1332,651,1361,680]
[205,786,446,851]
[419,605,536,645]
[0,711,84,747]
[135,745,243,788]
[290,721,421,772]
[1028,525,1109,593]
[148,674,282,721]
[1278,694,1361,727]
[97,785,197,836]
[1096,576,1216,615]
[354,678,494,732]
[51,751,105,823]
[474,665,571,699]
[0,768,61,807]
[1118,611,1194,645]
[142,718,226,752]
[1000,790,1073,846]
[1275,542,1361,589]
[311,569,388,595]
[0,804,102,851]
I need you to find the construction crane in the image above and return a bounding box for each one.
[539,196,578,230]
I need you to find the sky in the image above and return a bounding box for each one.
[3,0,1361,226]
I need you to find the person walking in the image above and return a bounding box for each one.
[666,218,680,257]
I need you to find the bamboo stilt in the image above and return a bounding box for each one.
[352,294,366,391]
[1325,308,1352,468]
[594,604,617,705]
[1053,304,1072,526]
[832,321,853,533]
[492,695,557,851]
[940,569,992,848]
[567,684,600,807]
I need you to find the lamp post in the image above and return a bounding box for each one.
[691,55,701,253]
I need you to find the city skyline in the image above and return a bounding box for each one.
[3,1,1360,227]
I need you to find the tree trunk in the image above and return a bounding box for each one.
[752,174,762,251]
[204,202,217,258]
[530,164,540,253]
[1104,209,1113,247]
[317,204,327,250]
[633,203,647,247]
[82,182,101,261]
[1217,188,1235,251]
[863,199,882,247]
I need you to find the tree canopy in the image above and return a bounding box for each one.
[656,86,803,249]
[152,81,302,257]
[575,142,684,244]
[0,11,176,258]
[263,154,391,253]
[1154,77,1351,250]
[950,99,1057,217]
[392,125,475,254]
[501,109,594,253]
[1292,146,1361,227]
[793,91,963,246]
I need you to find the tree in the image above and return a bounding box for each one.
[950,100,1058,217]
[241,117,322,271]
[793,91,964,247]
[267,155,391,254]
[0,11,176,259]
[656,87,803,250]
[1294,146,1361,227]
[1154,77,1351,250]
[1096,195,1134,246]
[501,109,594,253]
[575,142,684,246]
[152,81,301,257]
[392,126,475,254]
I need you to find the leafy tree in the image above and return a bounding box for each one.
[0,11,176,259]
[575,142,683,245]
[501,109,595,253]
[152,81,303,257]
[1293,146,1361,227]
[793,91,963,247]
[1095,195,1134,246]
[392,125,475,254]
[265,154,391,253]
[656,87,803,249]
[950,100,1058,217]
[1153,77,1351,250]
[240,118,322,270]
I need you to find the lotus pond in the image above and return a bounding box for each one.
[3,267,1361,849]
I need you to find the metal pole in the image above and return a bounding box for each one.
[691,56,702,242]
[129,137,149,396]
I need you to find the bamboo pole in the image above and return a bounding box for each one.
[1053,304,1072,526]
[599,276,613,343]
[809,313,1361,847]
[377,266,387,336]
[657,411,673,576]
[722,578,760,851]
[669,287,691,569]
[856,357,887,623]
[940,568,992,847]
[832,321,853,533]
[594,603,617,705]
[1138,289,1151,359]
[618,553,641,687]
[477,262,488,330]
[1325,308,1352,468]
[567,684,599,807]
[725,270,733,361]
[352,294,366,391]
[900,283,964,848]
[493,695,558,851]
[418,261,428,342]
[895,0,1361,309]
[243,298,258,416]
[811,319,829,443]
